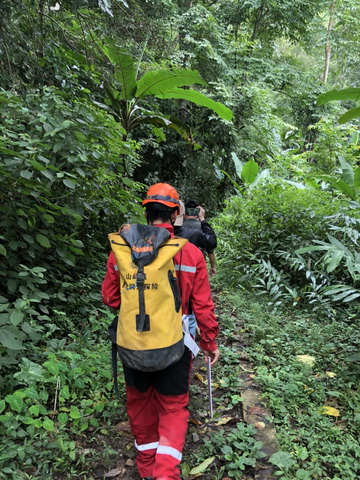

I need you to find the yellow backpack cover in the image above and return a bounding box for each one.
[109,224,187,371]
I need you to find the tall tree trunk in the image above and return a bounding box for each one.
[323,0,336,84]
[178,0,193,122]
[38,0,45,58]
[250,4,264,42]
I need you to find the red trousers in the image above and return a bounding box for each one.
[123,348,191,480]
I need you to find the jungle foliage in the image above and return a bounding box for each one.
[216,291,360,480]
[0,0,359,478]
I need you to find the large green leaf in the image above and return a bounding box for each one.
[317,88,360,105]
[338,107,360,124]
[323,284,360,303]
[250,169,271,189]
[5,393,24,412]
[333,180,356,200]
[102,45,137,100]
[13,359,46,383]
[36,234,51,248]
[43,417,55,431]
[0,325,24,350]
[296,245,328,254]
[136,69,206,99]
[325,249,344,273]
[231,152,244,178]
[156,87,233,121]
[320,174,357,199]
[328,235,352,256]
[10,310,24,326]
[338,156,354,186]
[269,451,296,470]
[241,159,259,185]
[354,167,360,188]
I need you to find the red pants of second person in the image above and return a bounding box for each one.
[123,348,191,480]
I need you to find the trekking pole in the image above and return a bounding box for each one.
[207,356,213,418]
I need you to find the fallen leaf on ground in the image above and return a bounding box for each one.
[296,355,315,366]
[254,421,266,429]
[215,416,234,425]
[320,406,340,417]
[115,421,131,433]
[240,365,253,372]
[194,372,205,383]
[189,456,215,475]
[304,385,315,394]
[104,468,122,478]
[325,371,336,378]
[189,417,203,425]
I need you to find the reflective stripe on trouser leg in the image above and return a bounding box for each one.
[126,385,159,478]
[157,445,182,460]
[152,391,189,480]
[135,440,159,451]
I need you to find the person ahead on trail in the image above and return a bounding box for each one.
[174,199,217,338]
[101,182,220,480]
[174,199,217,276]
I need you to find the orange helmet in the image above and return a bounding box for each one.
[142,183,180,213]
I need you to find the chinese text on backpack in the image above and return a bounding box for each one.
[108,224,187,380]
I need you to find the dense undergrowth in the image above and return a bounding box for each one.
[216,289,360,480]
[215,182,360,311]
[1,279,359,479]
[0,306,123,479]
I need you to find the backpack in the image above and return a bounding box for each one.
[108,223,188,384]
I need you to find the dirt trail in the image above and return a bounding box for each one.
[239,352,279,480]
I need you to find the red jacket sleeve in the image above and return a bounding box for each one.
[189,252,219,352]
[101,251,121,309]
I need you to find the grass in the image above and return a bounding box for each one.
[2,286,359,479]
[216,289,360,480]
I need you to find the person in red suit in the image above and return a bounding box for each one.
[102,183,219,480]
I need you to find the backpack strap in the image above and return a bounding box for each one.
[136,263,150,332]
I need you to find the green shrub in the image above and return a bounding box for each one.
[0,310,124,479]
[214,181,359,309]
[0,87,143,369]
